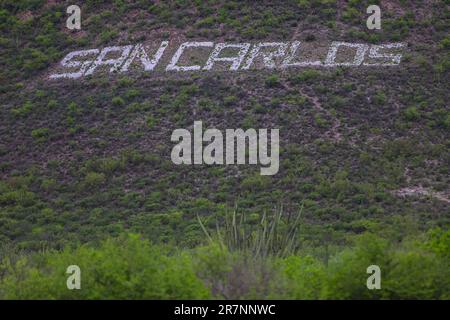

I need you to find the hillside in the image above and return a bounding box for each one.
[0,0,449,299]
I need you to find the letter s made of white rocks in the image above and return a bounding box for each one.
[50,49,99,79]
[364,43,405,66]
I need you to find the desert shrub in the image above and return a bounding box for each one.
[146,115,156,129]
[83,157,126,176]
[325,233,389,299]
[403,106,420,121]
[112,96,125,107]
[265,74,280,87]
[342,7,359,23]
[0,189,36,207]
[314,114,328,128]
[193,243,234,296]
[290,69,321,84]
[194,243,284,299]
[196,16,215,28]
[0,230,448,299]
[432,109,450,129]
[47,99,57,109]
[83,172,106,189]
[223,95,238,106]
[434,52,450,72]
[23,49,49,72]
[125,89,140,99]
[324,232,450,299]
[99,30,118,43]
[11,101,33,117]
[41,178,57,192]
[425,228,450,259]
[439,35,450,49]
[330,95,346,108]
[198,206,303,259]
[280,255,326,299]
[0,234,210,299]
[373,92,387,106]
[383,250,448,299]
[31,127,50,142]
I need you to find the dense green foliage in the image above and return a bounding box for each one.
[1,230,448,299]
[0,234,210,299]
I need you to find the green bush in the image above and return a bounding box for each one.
[0,231,448,299]
[292,69,321,83]
[404,106,420,121]
[0,234,210,299]
[280,255,326,299]
[112,97,125,107]
[325,233,388,299]
[146,115,156,129]
[83,172,106,189]
[265,75,280,87]
[373,92,387,106]
[325,232,450,299]
[23,49,50,72]
[31,127,50,142]
[384,250,448,299]
[11,101,33,117]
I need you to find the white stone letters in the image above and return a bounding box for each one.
[325,42,369,66]
[49,41,405,79]
[84,45,133,75]
[166,41,214,71]
[203,43,251,71]
[50,49,99,79]
[120,41,169,72]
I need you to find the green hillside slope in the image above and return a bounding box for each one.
[0,0,448,299]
